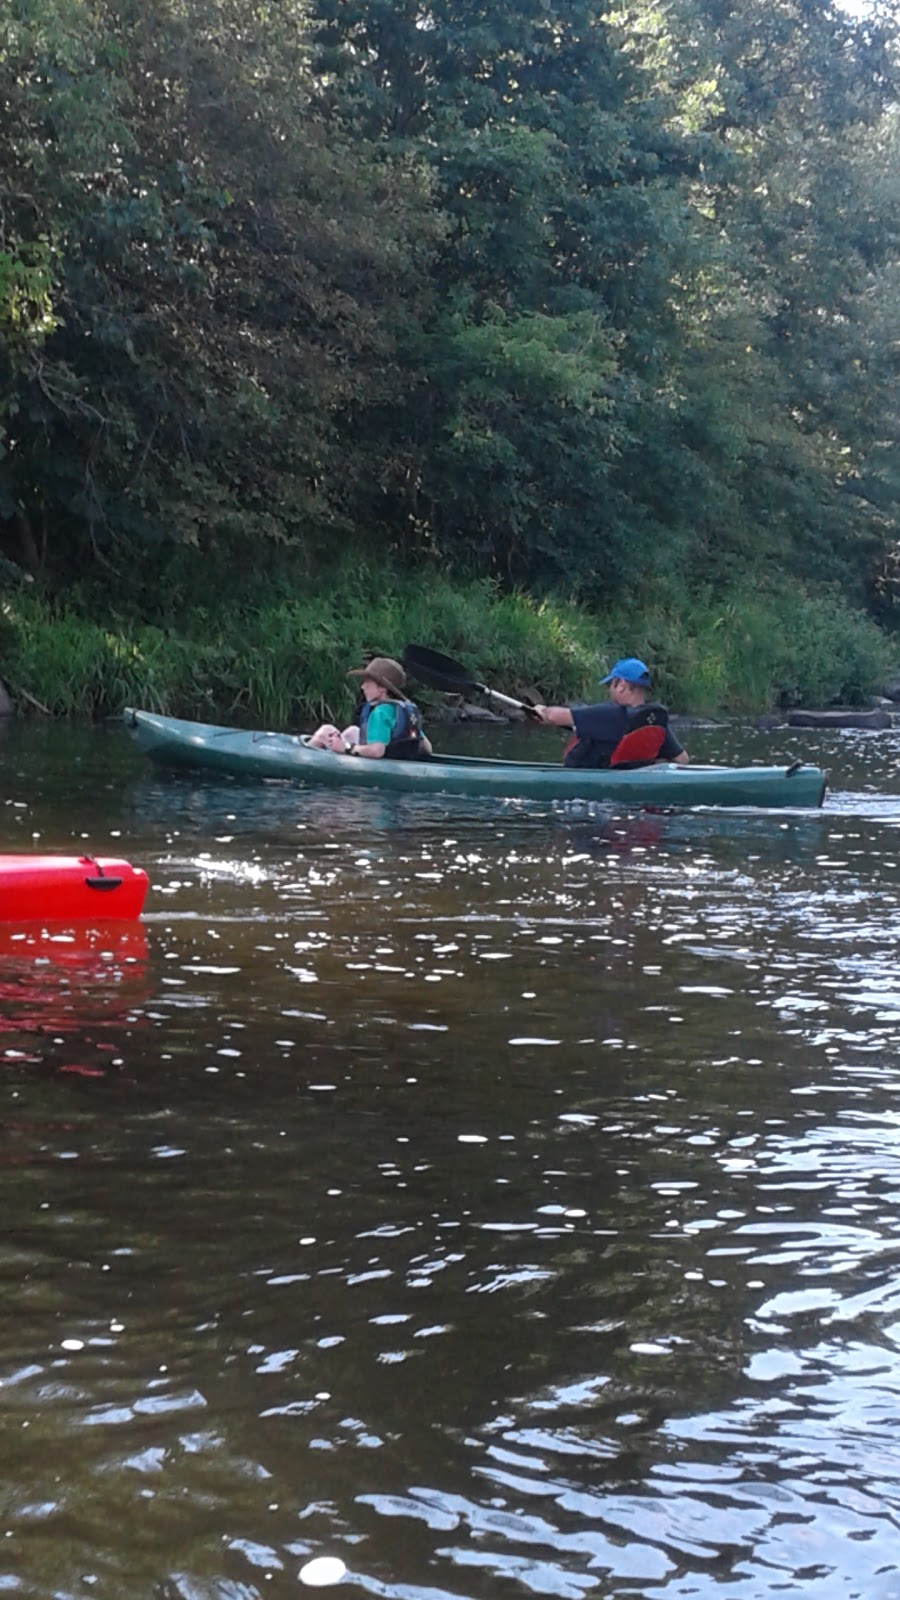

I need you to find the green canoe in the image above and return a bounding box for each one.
[125,709,827,809]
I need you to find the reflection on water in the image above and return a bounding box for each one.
[0,719,899,1598]
[0,923,149,1076]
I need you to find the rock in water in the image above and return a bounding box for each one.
[786,708,893,730]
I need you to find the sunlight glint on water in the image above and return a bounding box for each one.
[0,716,899,1598]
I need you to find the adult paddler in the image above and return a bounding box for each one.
[533,656,689,769]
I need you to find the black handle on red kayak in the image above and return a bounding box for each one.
[403,644,539,717]
[80,856,124,891]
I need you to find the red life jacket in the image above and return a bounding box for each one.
[609,724,667,766]
[609,703,669,767]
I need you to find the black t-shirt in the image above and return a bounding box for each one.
[564,702,684,769]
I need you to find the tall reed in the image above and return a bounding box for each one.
[1,570,895,722]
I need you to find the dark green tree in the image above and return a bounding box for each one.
[310,0,713,598]
[619,0,900,600]
[0,0,432,600]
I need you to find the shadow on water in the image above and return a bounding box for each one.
[0,719,900,1597]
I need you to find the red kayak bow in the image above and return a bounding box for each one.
[0,855,149,922]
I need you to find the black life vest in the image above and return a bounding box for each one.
[564,702,669,769]
[359,697,425,760]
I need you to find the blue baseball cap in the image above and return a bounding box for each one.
[599,657,651,686]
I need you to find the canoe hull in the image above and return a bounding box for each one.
[0,855,149,923]
[125,709,827,810]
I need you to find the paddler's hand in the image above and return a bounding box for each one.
[533,705,576,728]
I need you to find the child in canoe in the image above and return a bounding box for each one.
[308,656,432,760]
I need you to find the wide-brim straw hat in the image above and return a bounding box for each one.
[347,656,407,698]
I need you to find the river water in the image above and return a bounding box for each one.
[2,717,900,1600]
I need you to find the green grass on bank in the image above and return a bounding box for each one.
[0,569,896,723]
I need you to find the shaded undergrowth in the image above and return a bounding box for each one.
[0,568,895,724]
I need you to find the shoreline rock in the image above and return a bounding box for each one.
[786,707,895,730]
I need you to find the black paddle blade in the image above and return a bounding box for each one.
[403,644,477,694]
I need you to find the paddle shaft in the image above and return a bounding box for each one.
[473,682,535,714]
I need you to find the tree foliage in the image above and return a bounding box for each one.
[2,0,900,621]
[620,0,900,598]
[0,0,431,591]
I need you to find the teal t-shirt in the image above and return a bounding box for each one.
[362,701,398,745]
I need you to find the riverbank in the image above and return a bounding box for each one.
[1,568,896,724]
